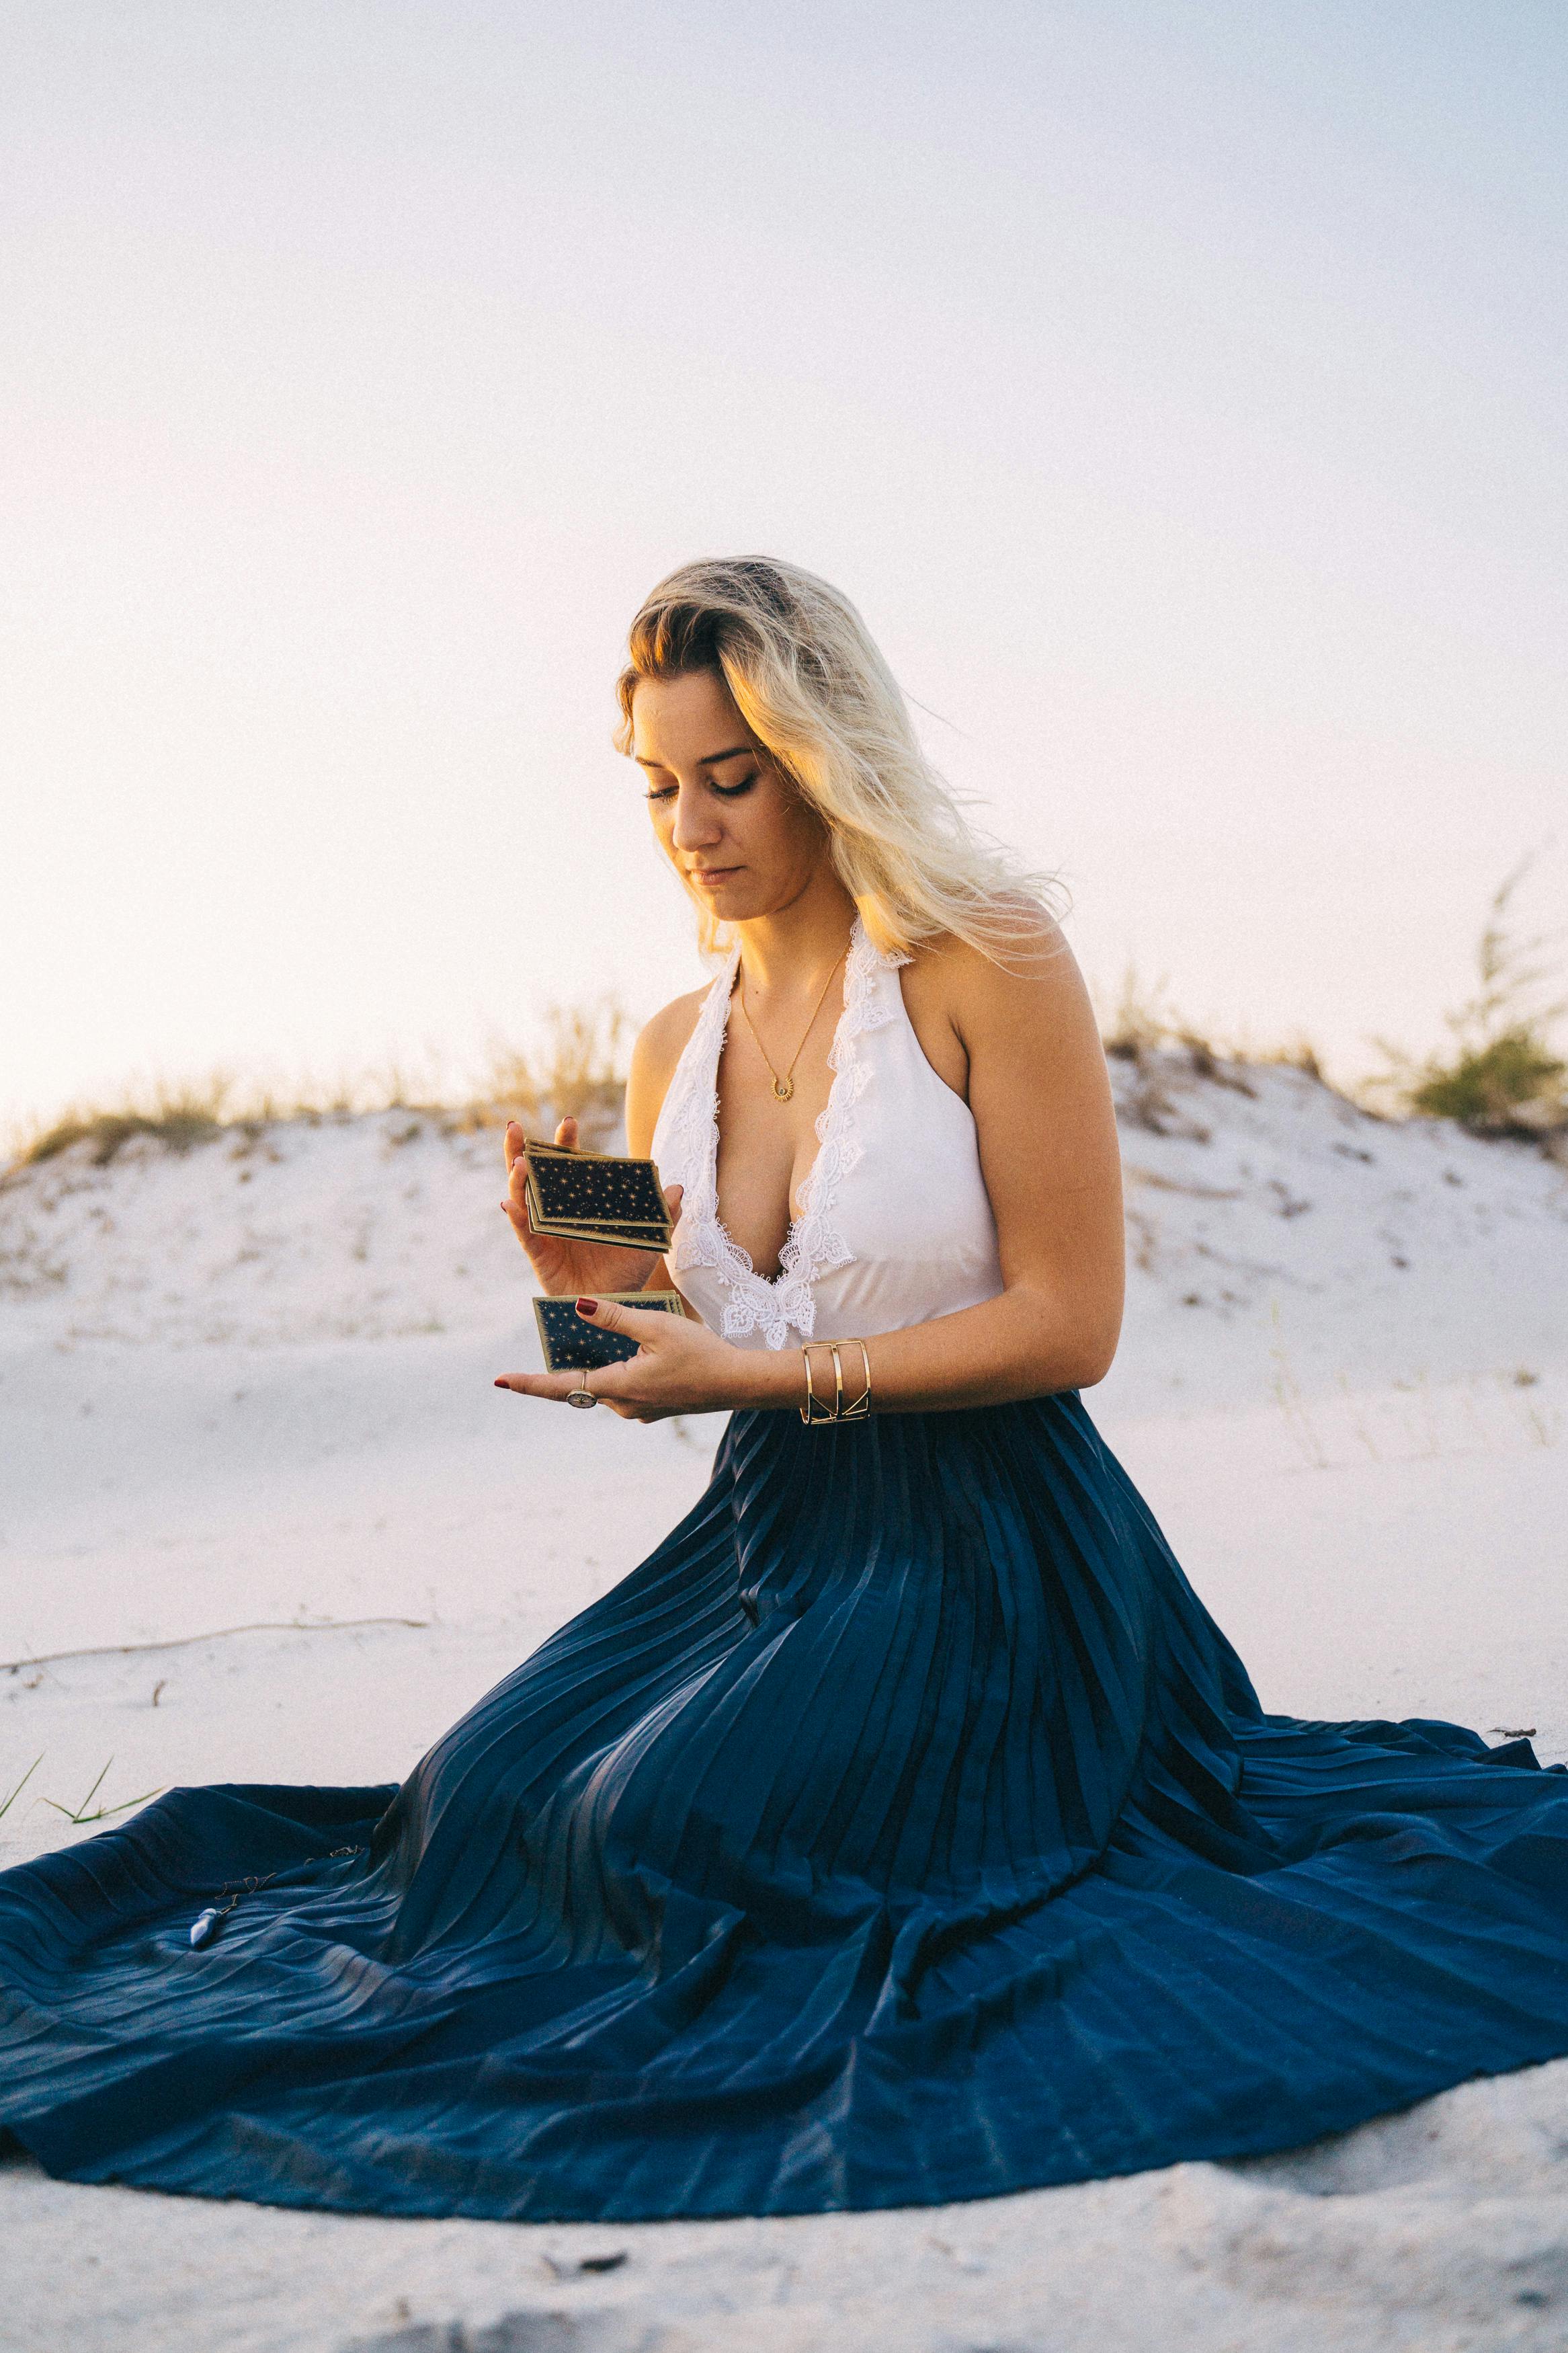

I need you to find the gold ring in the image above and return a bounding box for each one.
[567,1386,598,1410]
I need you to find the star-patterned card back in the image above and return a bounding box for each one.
[525,1146,671,1236]
[532,1290,688,1371]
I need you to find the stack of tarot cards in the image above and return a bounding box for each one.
[522,1138,673,1251]
[526,1138,686,1372]
[533,1289,688,1372]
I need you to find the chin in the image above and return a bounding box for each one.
[702,885,774,922]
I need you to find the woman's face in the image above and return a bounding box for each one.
[630,669,829,924]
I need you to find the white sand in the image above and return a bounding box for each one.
[2,1054,1566,2351]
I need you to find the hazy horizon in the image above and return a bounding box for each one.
[3,1,1565,1133]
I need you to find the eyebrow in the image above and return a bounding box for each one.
[633,746,755,771]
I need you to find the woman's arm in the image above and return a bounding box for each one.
[865,919,1125,1406]
[497,923,1126,1419]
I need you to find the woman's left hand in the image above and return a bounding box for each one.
[493,1298,774,1423]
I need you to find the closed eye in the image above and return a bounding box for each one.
[642,769,759,803]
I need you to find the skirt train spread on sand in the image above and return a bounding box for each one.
[4,1396,1568,2221]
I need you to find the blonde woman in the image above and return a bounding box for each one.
[6,559,1568,2223]
[497,563,1123,1423]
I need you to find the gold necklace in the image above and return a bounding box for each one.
[738,947,847,1103]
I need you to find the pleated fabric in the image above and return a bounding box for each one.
[5,1396,1568,2221]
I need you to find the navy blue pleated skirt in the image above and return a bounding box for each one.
[5,1396,1568,2220]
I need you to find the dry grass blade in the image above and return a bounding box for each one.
[1100,963,1171,1064]
[19,1074,235,1168]
[471,996,633,1144]
[1257,1037,1325,1081]
[5,995,641,1172]
[0,1757,41,1820]
[42,1757,162,1827]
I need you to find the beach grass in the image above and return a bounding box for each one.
[9,869,1563,1175]
[5,996,636,1174]
[1370,858,1565,1134]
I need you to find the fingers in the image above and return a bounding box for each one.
[663,1180,684,1220]
[503,1133,538,1238]
[493,1371,585,1400]
[491,1366,667,1420]
[503,1114,577,1171]
[493,1293,684,1409]
[573,1295,674,1340]
[503,1129,524,1201]
[501,1182,534,1240]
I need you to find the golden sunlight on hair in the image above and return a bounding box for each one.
[616,557,1060,962]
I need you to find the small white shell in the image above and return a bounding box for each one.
[190,1907,220,1949]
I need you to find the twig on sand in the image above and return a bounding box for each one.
[1,1617,429,1676]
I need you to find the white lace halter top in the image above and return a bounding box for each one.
[651,919,1004,1352]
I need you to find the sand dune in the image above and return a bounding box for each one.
[2,1053,1566,2350]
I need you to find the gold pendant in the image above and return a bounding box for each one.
[772,1076,794,1102]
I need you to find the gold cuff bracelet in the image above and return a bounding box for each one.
[799,1338,872,1425]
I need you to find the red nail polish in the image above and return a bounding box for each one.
[575,1297,598,1314]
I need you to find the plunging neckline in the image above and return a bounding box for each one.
[711,938,857,1288]
[656,916,904,1349]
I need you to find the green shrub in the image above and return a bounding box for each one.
[1380,857,1565,1132]
[1409,1027,1565,1125]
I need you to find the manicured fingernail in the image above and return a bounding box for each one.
[575,1297,598,1315]
[493,1378,507,1388]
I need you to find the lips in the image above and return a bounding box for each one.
[688,868,741,887]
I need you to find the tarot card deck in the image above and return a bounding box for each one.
[533,1289,689,1372]
[522,1139,674,1252]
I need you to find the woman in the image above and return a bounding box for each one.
[3,557,1567,2223]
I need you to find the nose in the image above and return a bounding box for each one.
[670,783,723,854]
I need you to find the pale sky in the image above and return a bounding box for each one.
[3,0,1564,1133]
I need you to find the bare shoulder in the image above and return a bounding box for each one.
[905,910,1120,1238]
[633,986,709,1074]
[902,910,1097,1056]
[624,985,710,1154]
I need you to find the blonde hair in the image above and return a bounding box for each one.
[614,556,1058,962]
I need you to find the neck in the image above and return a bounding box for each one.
[734,866,858,996]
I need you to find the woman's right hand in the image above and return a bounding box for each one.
[502,1118,683,1298]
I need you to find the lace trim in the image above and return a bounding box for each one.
[661,919,904,1349]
